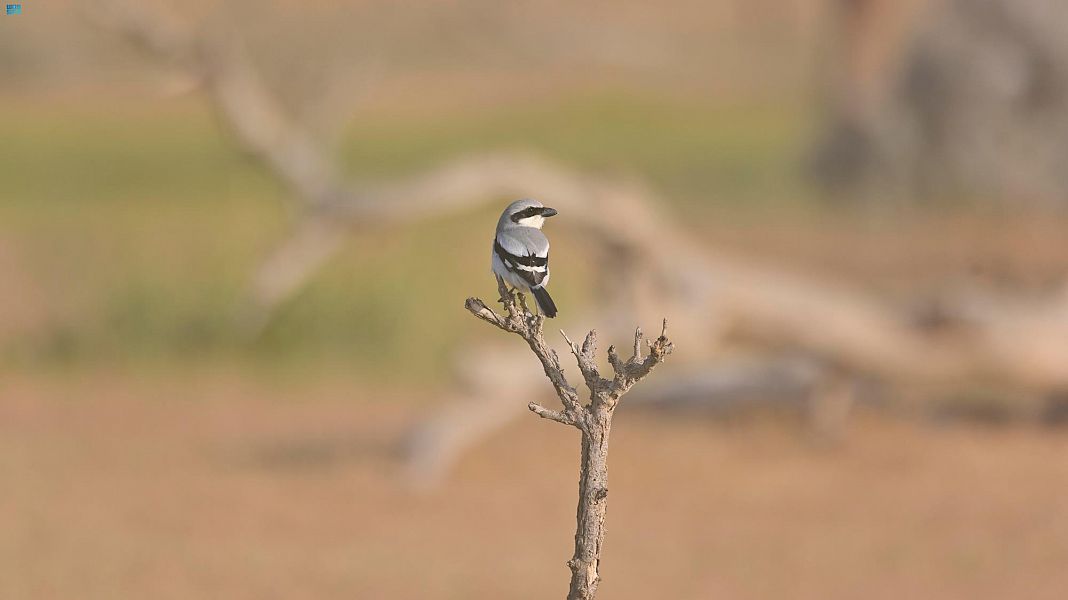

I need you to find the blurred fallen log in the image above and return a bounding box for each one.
[625,356,822,414]
[396,155,1068,483]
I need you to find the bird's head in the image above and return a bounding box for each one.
[500,198,558,229]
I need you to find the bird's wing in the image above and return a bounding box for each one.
[495,228,550,287]
[497,227,549,259]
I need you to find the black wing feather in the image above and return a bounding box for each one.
[494,238,548,287]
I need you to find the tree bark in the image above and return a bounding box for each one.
[569,415,611,599]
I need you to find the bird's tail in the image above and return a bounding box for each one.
[531,286,558,318]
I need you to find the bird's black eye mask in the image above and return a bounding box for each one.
[510,206,556,223]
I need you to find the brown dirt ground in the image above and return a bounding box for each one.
[3,371,1068,599]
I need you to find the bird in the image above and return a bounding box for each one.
[491,198,559,318]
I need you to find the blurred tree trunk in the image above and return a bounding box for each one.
[812,0,1068,207]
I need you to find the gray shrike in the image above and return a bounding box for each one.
[491,198,559,318]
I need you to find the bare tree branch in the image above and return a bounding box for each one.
[465,276,587,423]
[528,402,578,427]
[465,280,673,600]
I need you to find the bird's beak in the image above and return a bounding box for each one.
[541,207,558,217]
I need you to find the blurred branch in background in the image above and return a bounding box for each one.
[88,0,366,333]
[89,0,1068,487]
